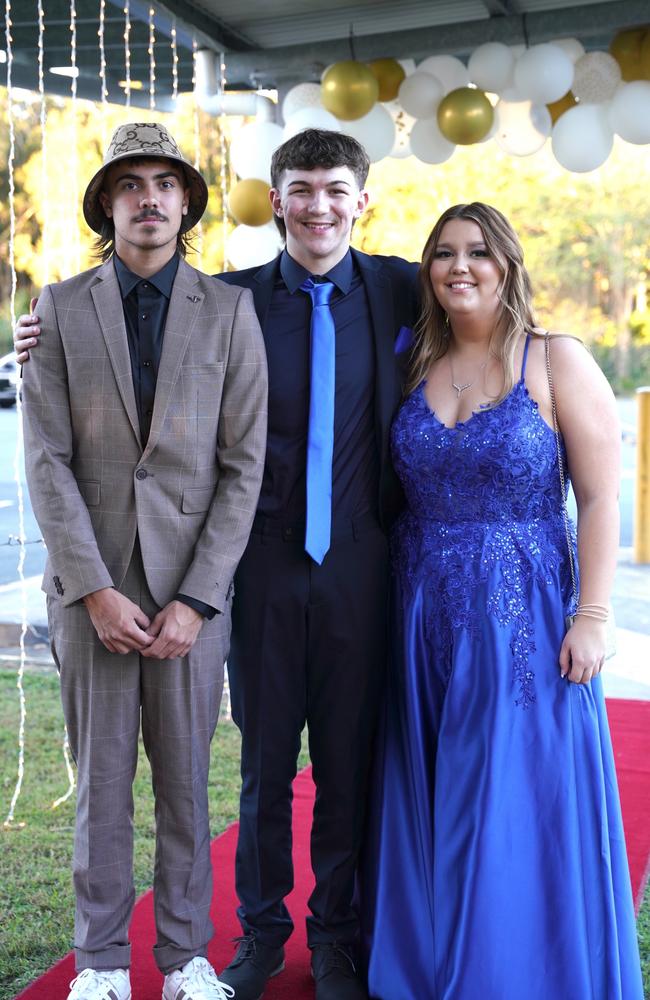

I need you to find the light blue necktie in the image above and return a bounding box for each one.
[301,276,335,564]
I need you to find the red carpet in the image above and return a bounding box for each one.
[16,700,650,1000]
[606,699,650,911]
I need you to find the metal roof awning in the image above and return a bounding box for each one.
[1,0,647,107]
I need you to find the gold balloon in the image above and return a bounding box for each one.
[547,90,578,125]
[228,179,272,227]
[367,58,406,102]
[437,87,494,145]
[321,60,379,121]
[609,26,648,81]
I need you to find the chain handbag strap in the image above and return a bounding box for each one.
[544,331,578,609]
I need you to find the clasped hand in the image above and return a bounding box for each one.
[559,616,607,685]
[83,588,203,659]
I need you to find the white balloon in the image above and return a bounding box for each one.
[283,106,341,139]
[226,223,283,270]
[509,44,526,60]
[573,52,621,103]
[552,104,613,172]
[500,84,527,103]
[409,118,455,163]
[551,37,585,63]
[230,122,285,183]
[398,58,417,77]
[383,99,416,157]
[398,71,443,119]
[282,82,323,123]
[340,103,396,161]
[468,42,515,94]
[514,44,575,104]
[495,99,552,156]
[608,81,650,144]
[417,54,469,94]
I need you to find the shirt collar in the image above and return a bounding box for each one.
[113,253,179,300]
[280,248,354,296]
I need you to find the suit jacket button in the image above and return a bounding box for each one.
[136,469,148,480]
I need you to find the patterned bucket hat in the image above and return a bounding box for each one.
[83,122,208,235]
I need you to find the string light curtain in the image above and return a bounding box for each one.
[148,5,156,110]
[123,0,131,107]
[3,0,27,831]
[192,37,203,266]
[219,52,229,271]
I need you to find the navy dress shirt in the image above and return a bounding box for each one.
[114,253,216,619]
[258,249,379,526]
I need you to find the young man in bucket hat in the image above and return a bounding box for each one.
[16,128,419,1000]
[20,122,268,1000]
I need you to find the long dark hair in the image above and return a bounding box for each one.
[91,157,196,262]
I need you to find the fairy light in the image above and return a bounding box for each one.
[218,51,229,270]
[170,17,178,101]
[51,731,75,810]
[37,0,49,283]
[3,0,27,831]
[98,0,108,145]
[148,5,155,111]
[192,38,203,265]
[69,0,80,276]
[123,0,131,107]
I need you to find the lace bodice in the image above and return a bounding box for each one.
[390,356,576,709]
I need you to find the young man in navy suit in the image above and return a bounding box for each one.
[216,131,418,1000]
[15,129,418,1000]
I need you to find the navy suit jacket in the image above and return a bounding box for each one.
[216,248,419,531]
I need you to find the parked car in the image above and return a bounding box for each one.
[0,352,20,407]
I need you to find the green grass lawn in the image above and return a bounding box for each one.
[1,665,648,999]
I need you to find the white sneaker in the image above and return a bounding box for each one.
[67,968,131,1000]
[162,957,235,1000]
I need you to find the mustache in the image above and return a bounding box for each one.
[133,210,167,222]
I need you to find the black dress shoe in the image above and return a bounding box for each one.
[310,943,368,1000]
[219,934,285,1000]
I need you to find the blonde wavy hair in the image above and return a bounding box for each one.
[406,203,537,401]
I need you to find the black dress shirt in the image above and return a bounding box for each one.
[113,253,216,620]
[257,249,379,525]
[114,252,178,444]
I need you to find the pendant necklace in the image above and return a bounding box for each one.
[448,353,490,398]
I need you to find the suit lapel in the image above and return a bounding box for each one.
[352,249,402,447]
[250,256,281,331]
[143,257,203,459]
[90,260,141,445]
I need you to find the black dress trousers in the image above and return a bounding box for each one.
[227,512,390,948]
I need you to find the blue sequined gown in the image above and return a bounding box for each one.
[363,340,643,999]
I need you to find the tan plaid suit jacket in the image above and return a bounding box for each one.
[23,256,268,613]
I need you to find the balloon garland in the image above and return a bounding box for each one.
[214,27,650,266]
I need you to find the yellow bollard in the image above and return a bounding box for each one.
[634,386,650,563]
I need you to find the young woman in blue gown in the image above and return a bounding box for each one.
[362,203,643,999]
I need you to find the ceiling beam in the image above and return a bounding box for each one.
[482,0,523,14]
[145,0,259,52]
[216,0,646,88]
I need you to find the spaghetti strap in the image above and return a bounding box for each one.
[520,333,531,381]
